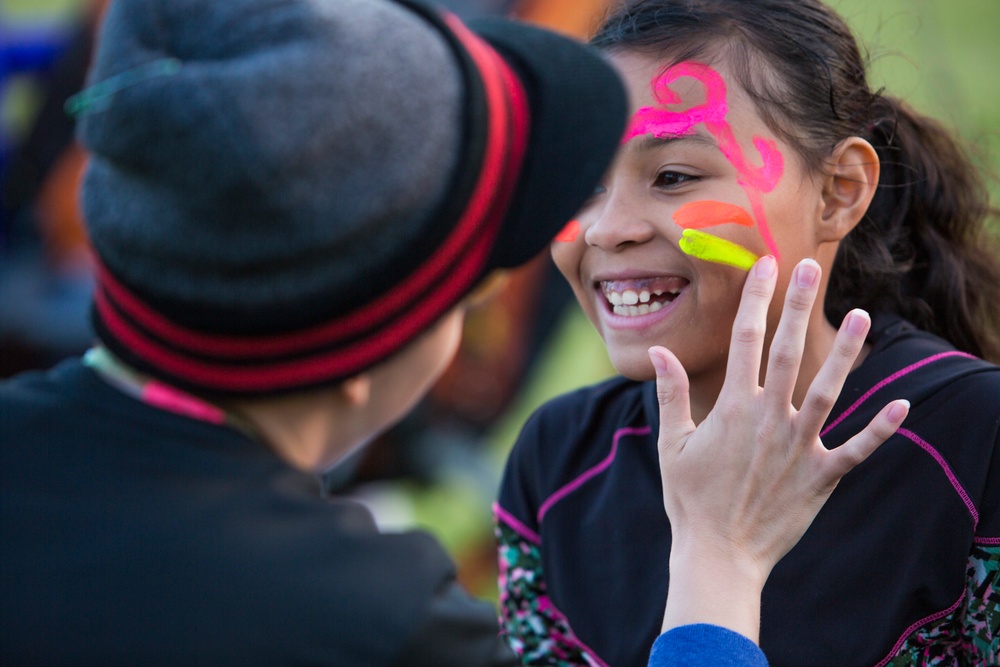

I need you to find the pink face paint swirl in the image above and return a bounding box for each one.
[625,62,728,141]
[624,62,785,259]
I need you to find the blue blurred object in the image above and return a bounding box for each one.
[1,12,95,373]
[438,0,517,18]
[1,22,73,231]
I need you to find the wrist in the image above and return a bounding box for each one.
[668,534,771,590]
[662,540,769,643]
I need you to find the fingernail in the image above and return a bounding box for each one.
[796,260,819,288]
[755,255,776,278]
[648,347,669,375]
[847,309,869,337]
[887,399,910,423]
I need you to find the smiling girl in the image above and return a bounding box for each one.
[494,1,1000,665]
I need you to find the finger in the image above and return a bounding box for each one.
[723,255,778,396]
[797,309,871,436]
[762,259,821,409]
[649,346,696,453]
[820,398,909,487]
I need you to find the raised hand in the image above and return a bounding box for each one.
[649,255,908,642]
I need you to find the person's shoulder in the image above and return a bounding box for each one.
[525,374,645,429]
[220,479,456,583]
[825,314,998,451]
[0,358,102,435]
[511,374,650,464]
[871,314,997,368]
[853,313,1000,468]
[1,357,86,400]
[279,507,462,656]
[864,314,1000,397]
[184,491,461,662]
[500,375,652,516]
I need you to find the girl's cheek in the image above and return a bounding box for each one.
[551,219,585,282]
[554,219,581,243]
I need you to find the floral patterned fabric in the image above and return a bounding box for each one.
[882,544,1000,666]
[496,520,609,667]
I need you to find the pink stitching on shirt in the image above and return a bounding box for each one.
[820,351,974,437]
[537,425,652,525]
[898,428,979,528]
[874,590,966,667]
[494,503,541,545]
[538,595,611,667]
[974,536,1000,545]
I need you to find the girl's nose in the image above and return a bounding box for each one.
[583,187,659,251]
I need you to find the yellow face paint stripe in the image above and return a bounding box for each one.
[679,229,758,271]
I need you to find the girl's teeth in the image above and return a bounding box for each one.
[613,301,663,316]
[602,279,688,316]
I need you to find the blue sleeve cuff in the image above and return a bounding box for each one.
[648,624,769,667]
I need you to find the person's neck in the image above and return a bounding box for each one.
[221,391,351,472]
[85,346,352,473]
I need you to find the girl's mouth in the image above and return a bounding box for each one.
[599,276,689,316]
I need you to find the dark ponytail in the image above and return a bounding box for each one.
[592,0,1000,362]
[831,95,1000,361]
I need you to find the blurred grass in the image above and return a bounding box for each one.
[1,0,84,20]
[831,0,1000,206]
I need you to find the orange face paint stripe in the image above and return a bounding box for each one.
[554,219,580,242]
[672,200,755,230]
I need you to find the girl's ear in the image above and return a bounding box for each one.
[339,374,371,408]
[818,136,880,242]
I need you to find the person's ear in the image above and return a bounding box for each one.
[339,374,371,408]
[818,136,879,242]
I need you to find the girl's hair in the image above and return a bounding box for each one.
[592,0,1000,362]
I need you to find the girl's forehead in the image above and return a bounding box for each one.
[610,50,760,131]
[613,52,731,96]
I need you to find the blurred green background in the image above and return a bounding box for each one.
[3,0,82,14]
[831,0,1000,206]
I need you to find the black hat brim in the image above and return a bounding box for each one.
[470,17,628,270]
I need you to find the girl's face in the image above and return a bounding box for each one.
[553,51,828,383]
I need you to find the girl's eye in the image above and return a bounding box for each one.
[654,170,697,189]
[582,182,607,206]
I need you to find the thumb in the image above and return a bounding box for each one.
[648,346,696,453]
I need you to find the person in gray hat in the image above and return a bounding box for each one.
[0,0,895,664]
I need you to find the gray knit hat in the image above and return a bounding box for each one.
[74,0,626,395]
